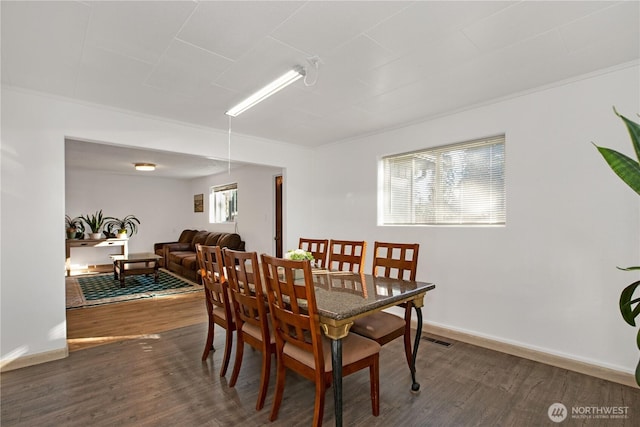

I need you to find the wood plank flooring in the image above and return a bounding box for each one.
[2,293,639,426]
[66,291,206,352]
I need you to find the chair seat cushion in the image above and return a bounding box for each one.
[351,311,406,340]
[242,314,275,345]
[284,332,380,372]
[212,305,234,322]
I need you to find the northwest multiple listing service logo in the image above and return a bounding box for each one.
[548,403,630,423]
[548,403,568,423]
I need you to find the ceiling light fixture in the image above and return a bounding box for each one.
[225,66,306,117]
[134,163,155,171]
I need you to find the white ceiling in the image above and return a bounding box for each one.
[64,138,246,179]
[2,1,639,174]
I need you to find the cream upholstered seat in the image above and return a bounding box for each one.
[223,249,275,411]
[261,254,380,427]
[350,242,420,371]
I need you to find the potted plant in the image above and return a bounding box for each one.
[80,210,106,239]
[593,108,640,386]
[104,215,140,239]
[64,215,84,239]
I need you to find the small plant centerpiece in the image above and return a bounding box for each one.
[104,215,140,239]
[64,215,84,239]
[284,248,315,262]
[593,108,640,386]
[80,210,106,239]
[283,249,315,279]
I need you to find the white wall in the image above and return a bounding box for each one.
[311,64,640,374]
[65,169,192,266]
[3,64,639,377]
[189,164,283,256]
[1,87,311,366]
[65,163,281,267]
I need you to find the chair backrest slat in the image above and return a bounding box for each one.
[298,238,329,268]
[372,241,419,281]
[224,249,268,340]
[261,254,323,367]
[327,239,366,273]
[196,244,230,310]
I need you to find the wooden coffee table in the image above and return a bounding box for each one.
[110,252,162,288]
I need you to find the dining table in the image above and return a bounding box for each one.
[307,268,436,427]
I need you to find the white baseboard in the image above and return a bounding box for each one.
[416,321,638,389]
[2,317,636,389]
[0,346,68,372]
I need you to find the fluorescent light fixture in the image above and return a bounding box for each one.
[225,66,306,117]
[134,163,155,171]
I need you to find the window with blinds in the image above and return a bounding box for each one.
[209,183,238,223]
[381,135,505,225]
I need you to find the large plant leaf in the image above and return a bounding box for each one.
[614,108,640,161]
[618,266,640,271]
[620,280,640,326]
[594,145,640,195]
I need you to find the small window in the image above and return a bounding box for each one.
[380,135,505,225]
[210,183,238,223]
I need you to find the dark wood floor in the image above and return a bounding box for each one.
[2,294,639,426]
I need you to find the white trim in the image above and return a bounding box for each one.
[0,347,69,373]
[418,320,638,388]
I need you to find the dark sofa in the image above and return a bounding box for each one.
[154,229,245,283]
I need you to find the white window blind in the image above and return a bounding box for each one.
[209,183,238,223]
[381,135,505,225]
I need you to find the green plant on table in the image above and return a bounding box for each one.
[104,215,140,237]
[80,210,106,234]
[284,249,314,261]
[593,108,640,386]
[64,215,84,238]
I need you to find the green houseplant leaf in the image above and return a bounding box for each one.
[80,210,105,233]
[594,146,640,195]
[594,109,640,387]
[104,215,140,236]
[594,108,640,195]
[620,280,640,327]
[616,108,640,161]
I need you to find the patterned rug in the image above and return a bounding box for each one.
[66,269,200,309]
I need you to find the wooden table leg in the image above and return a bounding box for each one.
[119,261,125,288]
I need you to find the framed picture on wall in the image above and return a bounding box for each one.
[194,194,204,212]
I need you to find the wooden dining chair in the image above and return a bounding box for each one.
[223,249,275,411]
[350,242,420,371]
[261,254,380,427]
[196,244,235,377]
[298,238,329,268]
[327,239,366,273]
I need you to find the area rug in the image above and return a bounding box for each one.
[66,269,200,309]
